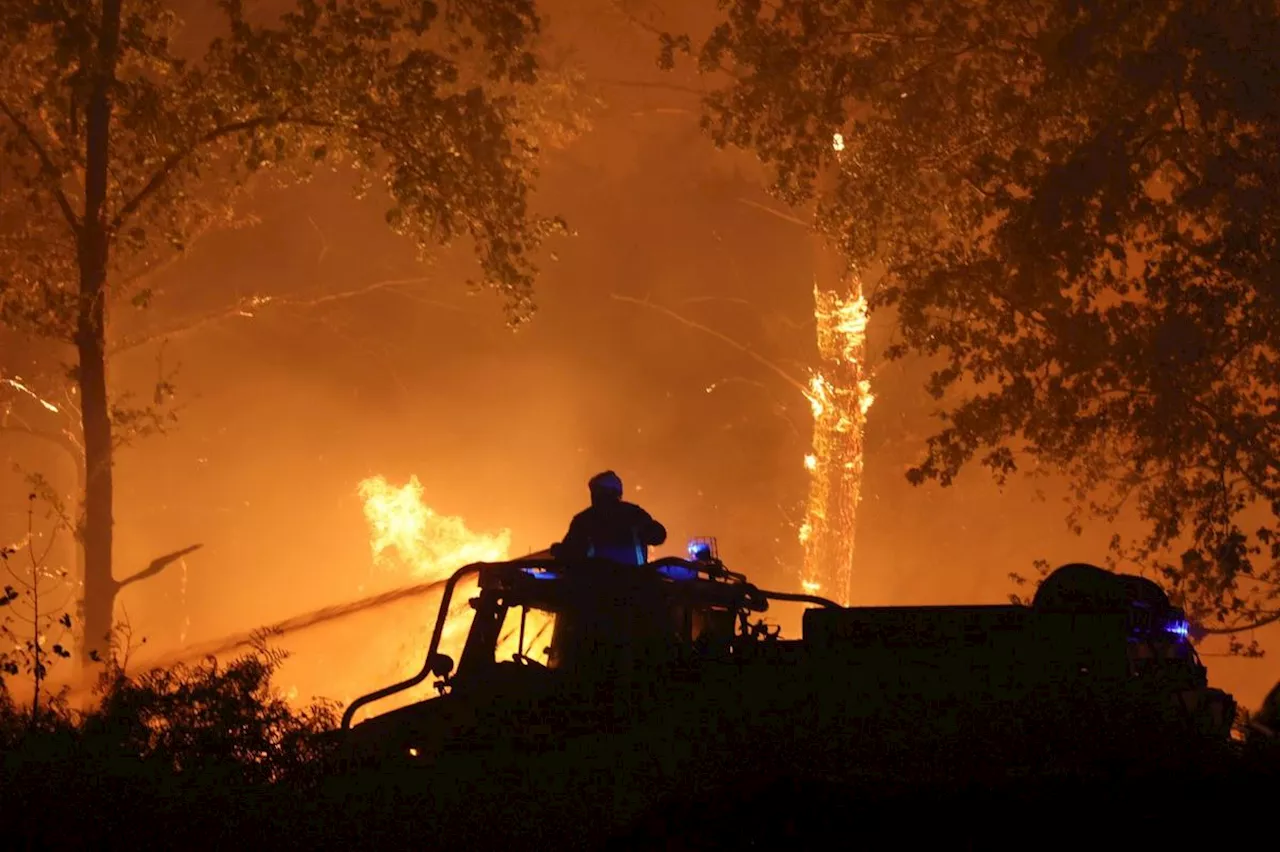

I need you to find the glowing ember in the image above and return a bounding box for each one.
[799,278,873,606]
[2,376,60,413]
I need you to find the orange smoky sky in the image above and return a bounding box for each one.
[1,0,1274,713]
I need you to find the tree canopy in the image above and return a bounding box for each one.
[0,0,563,327]
[0,0,569,666]
[667,0,1280,635]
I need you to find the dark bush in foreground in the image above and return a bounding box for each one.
[0,641,339,849]
[80,646,338,786]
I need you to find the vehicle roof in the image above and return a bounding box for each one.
[475,556,770,613]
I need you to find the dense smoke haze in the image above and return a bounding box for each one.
[2,0,1275,712]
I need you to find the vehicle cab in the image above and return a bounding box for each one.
[449,550,770,693]
[339,539,821,739]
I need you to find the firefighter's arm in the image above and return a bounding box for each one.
[554,513,588,557]
[641,512,667,546]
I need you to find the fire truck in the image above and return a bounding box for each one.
[338,541,1235,784]
[319,542,1239,845]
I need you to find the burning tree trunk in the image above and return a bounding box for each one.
[798,243,873,606]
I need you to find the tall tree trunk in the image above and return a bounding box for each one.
[76,0,123,672]
[76,294,114,669]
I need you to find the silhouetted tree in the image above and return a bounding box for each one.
[0,0,566,669]
[664,0,1280,638]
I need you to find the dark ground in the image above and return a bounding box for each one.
[5,730,1275,850]
[8,765,1276,850]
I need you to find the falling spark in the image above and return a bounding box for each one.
[832,133,845,152]
[799,278,874,606]
[2,377,60,413]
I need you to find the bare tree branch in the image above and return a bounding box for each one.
[596,77,707,97]
[1196,609,1280,637]
[115,543,202,591]
[736,197,811,228]
[610,292,808,395]
[0,419,81,461]
[608,0,668,39]
[678,295,755,308]
[108,276,459,355]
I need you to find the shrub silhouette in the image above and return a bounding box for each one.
[81,640,338,787]
[0,630,339,848]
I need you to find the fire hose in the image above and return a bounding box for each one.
[129,575,461,673]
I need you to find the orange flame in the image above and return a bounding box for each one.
[358,475,511,575]
[355,475,554,713]
[799,279,874,605]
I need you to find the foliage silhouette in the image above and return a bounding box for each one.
[664,0,1280,642]
[0,0,568,669]
[0,622,339,848]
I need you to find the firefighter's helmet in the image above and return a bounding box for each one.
[588,470,623,499]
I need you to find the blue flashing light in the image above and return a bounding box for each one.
[687,540,712,561]
[521,568,560,580]
[658,564,699,581]
[1166,619,1190,638]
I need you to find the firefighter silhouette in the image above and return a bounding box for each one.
[551,470,667,565]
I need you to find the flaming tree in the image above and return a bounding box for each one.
[669,0,1280,641]
[799,281,873,605]
[0,0,564,670]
